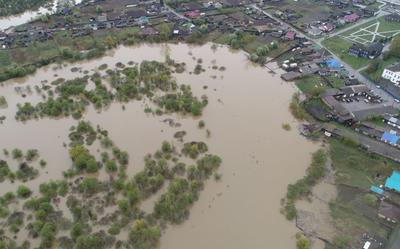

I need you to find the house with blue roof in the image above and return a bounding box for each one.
[370,185,384,195]
[381,131,400,145]
[385,171,400,192]
[325,59,342,70]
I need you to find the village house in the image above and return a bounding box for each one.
[0,32,7,41]
[139,26,159,37]
[382,64,400,85]
[362,7,377,17]
[348,42,383,59]
[126,9,147,20]
[284,31,296,41]
[385,171,400,192]
[384,115,400,129]
[308,26,323,36]
[378,201,400,223]
[343,13,360,23]
[385,13,400,22]
[319,23,335,32]
[185,10,201,19]
[357,122,384,139]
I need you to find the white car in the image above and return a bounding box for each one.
[395,99,400,103]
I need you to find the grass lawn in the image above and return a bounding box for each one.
[213,33,231,45]
[326,75,345,88]
[322,36,370,69]
[330,138,397,189]
[242,39,265,54]
[341,16,400,38]
[296,75,328,95]
[0,50,11,67]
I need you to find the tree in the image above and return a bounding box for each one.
[12,148,23,159]
[389,35,400,58]
[40,223,56,248]
[71,222,86,241]
[104,36,117,49]
[366,59,381,74]
[296,233,310,249]
[17,185,32,198]
[78,177,101,195]
[159,24,172,39]
[130,219,161,249]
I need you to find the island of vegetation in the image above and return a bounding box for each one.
[0,0,52,16]
[0,119,222,249]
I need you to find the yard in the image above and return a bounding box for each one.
[362,56,399,81]
[296,75,328,95]
[330,138,397,189]
[322,36,370,69]
[327,138,397,248]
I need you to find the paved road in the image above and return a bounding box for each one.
[252,4,400,108]
[164,4,190,21]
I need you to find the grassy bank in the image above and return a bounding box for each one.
[282,149,327,220]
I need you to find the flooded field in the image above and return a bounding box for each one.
[0,0,83,31]
[0,43,321,249]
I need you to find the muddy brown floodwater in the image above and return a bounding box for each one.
[0,43,321,249]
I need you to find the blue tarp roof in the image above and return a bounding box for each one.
[370,185,384,195]
[325,59,341,69]
[385,171,400,191]
[382,131,399,144]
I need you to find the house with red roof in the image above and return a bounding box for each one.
[284,31,296,40]
[184,10,201,19]
[344,13,360,23]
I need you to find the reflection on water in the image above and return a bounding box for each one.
[0,43,321,249]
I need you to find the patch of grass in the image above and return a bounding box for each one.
[326,75,345,88]
[282,149,327,220]
[296,75,328,95]
[289,93,308,120]
[213,33,231,45]
[330,138,397,189]
[0,50,11,67]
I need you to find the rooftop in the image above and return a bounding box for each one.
[385,171,400,191]
[387,63,400,73]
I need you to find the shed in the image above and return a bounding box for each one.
[325,59,342,69]
[370,185,384,195]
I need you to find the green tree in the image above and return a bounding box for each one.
[39,223,56,248]
[17,185,32,198]
[12,148,23,159]
[389,35,400,58]
[130,219,161,249]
